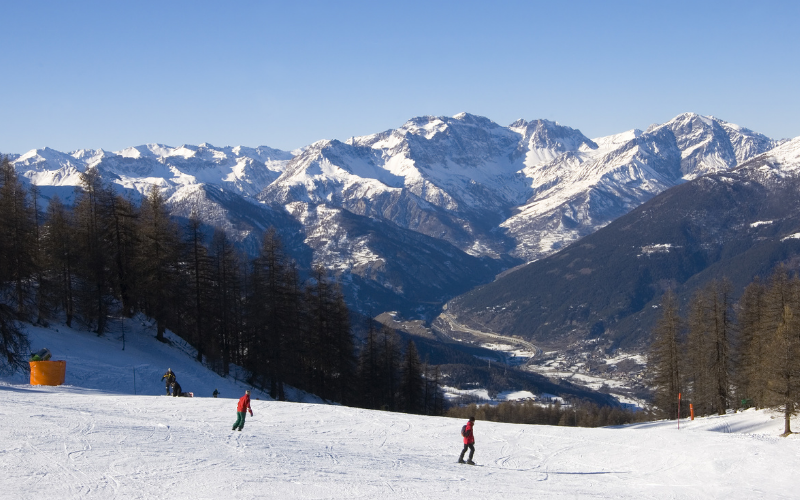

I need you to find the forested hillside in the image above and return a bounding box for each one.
[0,157,440,414]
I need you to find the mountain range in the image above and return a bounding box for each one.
[6,112,789,322]
[446,136,800,350]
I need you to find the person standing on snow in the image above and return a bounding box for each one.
[161,368,176,396]
[232,390,253,431]
[458,417,476,464]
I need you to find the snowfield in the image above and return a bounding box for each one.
[2,323,799,499]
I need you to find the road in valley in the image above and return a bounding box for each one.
[435,304,542,365]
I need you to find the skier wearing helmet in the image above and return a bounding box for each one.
[161,368,176,396]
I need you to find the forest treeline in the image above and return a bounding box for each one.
[649,269,800,435]
[0,158,442,415]
[446,400,648,428]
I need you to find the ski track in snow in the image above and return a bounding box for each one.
[2,322,800,499]
[3,388,800,499]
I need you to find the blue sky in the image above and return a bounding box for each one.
[2,0,798,154]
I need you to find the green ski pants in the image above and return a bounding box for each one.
[233,411,247,430]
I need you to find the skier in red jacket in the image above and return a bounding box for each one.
[232,390,253,431]
[458,417,476,464]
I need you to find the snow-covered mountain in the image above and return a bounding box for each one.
[734,134,800,181]
[8,112,784,319]
[261,113,597,258]
[12,142,296,250]
[447,129,800,352]
[14,143,292,203]
[503,113,780,260]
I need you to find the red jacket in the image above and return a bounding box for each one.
[463,421,475,445]
[237,394,251,412]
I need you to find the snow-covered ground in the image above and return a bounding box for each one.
[2,322,800,499]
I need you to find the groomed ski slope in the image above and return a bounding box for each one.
[2,322,799,499]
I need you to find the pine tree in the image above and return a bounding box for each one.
[0,157,37,315]
[303,265,333,400]
[0,301,30,375]
[710,279,733,415]
[736,278,768,409]
[378,325,401,410]
[185,213,211,363]
[29,185,49,324]
[399,340,424,414]
[42,196,76,327]
[648,290,683,419]
[136,185,181,342]
[685,288,714,416]
[421,362,445,416]
[107,194,138,317]
[431,365,445,415]
[762,268,800,435]
[329,283,356,404]
[685,280,734,415]
[247,229,293,399]
[0,157,32,373]
[280,260,304,391]
[72,169,115,334]
[357,317,381,409]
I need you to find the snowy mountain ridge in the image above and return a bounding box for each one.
[15,142,295,202]
[7,112,786,318]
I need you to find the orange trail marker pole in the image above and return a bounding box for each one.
[690,403,694,421]
[678,393,682,429]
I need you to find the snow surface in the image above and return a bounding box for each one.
[3,322,800,499]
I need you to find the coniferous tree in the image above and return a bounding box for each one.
[399,340,424,414]
[357,317,381,409]
[210,227,244,374]
[685,280,733,415]
[0,157,31,373]
[648,290,683,419]
[378,324,401,410]
[184,213,211,363]
[29,185,49,324]
[329,283,356,404]
[736,278,769,409]
[301,266,356,403]
[73,169,115,334]
[685,288,714,416]
[0,157,37,315]
[0,300,30,375]
[107,194,138,317]
[709,279,733,415]
[420,361,445,416]
[762,269,800,435]
[429,364,445,415]
[280,260,304,391]
[247,229,287,397]
[303,265,333,399]
[137,185,181,342]
[42,196,76,327]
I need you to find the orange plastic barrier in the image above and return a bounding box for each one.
[29,360,66,386]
